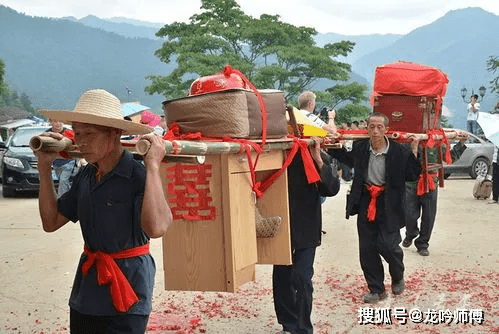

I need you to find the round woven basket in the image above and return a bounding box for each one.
[255,207,282,238]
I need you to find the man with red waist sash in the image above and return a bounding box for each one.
[330,112,420,303]
[35,89,172,333]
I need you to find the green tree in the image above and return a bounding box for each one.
[0,59,8,98]
[314,82,370,125]
[487,56,499,95]
[316,82,369,110]
[334,104,371,125]
[20,92,35,114]
[146,0,354,101]
[440,115,453,128]
[0,59,37,114]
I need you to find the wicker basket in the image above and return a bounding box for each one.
[255,207,282,238]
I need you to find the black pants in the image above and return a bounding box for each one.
[404,183,438,250]
[357,211,404,294]
[70,308,149,334]
[493,162,499,201]
[273,247,316,334]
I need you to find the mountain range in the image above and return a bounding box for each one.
[1,5,498,128]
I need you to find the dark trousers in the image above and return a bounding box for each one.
[493,162,499,201]
[273,247,316,334]
[357,214,404,294]
[467,120,479,135]
[70,308,149,334]
[404,183,438,250]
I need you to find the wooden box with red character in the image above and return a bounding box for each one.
[159,66,294,292]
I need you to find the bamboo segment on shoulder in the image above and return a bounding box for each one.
[135,138,303,156]
[29,136,75,152]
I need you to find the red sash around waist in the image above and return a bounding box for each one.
[366,184,385,222]
[82,243,150,313]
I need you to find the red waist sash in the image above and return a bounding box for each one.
[366,184,385,222]
[82,243,150,313]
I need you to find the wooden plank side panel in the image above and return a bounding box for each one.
[160,157,227,291]
[228,172,258,271]
[233,264,256,291]
[222,154,258,291]
[227,150,285,173]
[256,168,292,265]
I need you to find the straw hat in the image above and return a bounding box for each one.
[39,89,153,135]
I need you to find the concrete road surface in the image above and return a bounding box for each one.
[1,177,498,333]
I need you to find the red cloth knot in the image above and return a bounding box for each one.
[366,184,385,222]
[416,173,437,196]
[82,243,150,313]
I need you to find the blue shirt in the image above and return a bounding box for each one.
[58,150,155,316]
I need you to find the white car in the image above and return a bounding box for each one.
[443,130,495,179]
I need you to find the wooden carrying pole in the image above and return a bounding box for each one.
[29,136,75,153]
[134,138,342,157]
[30,129,464,159]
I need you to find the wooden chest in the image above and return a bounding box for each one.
[372,95,440,133]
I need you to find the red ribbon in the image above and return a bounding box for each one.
[256,138,320,197]
[424,129,452,164]
[82,243,150,313]
[366,184,385,222]
[162,123,319,199]
[58,129,75,159]
[416,173,437,196]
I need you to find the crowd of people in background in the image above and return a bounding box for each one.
[338,120,367,130]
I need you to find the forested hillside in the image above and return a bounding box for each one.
[0,6,170,112]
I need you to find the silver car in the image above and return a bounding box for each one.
[443,130,495,179]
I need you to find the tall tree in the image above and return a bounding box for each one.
[20,92,35,114]
[0,59,8,97]
[315,82,369,109]
[315,82,370,125]
[334,104,372,125]
[487,56,499,95]
[146,0,354,101]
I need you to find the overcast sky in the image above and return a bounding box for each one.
[2,0,499,35]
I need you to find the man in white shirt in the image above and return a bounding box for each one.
[467,94,480,135]
[297,91,337,134]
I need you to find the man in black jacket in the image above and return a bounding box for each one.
[332,113,420,304]
[273,138,340,334]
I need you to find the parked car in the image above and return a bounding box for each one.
[443,130,495,179]
[0,136,6,182]
[1,125,58,197]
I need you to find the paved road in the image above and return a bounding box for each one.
[1,177,498,333]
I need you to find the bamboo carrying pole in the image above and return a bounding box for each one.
[136,138,303,156]
[134,137,343,156]
[29,128,465,159]
[29,136,75,153]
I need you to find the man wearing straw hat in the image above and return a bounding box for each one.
[35,89,172,333]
